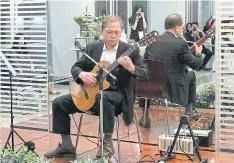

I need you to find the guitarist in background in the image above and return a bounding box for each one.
[138,14,203,128]
[44,16,149,159]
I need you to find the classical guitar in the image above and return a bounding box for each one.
[189,27,215,52]
[70,30,159,111]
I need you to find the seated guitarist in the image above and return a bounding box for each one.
[138,14,203,128]
[44,16,149,159]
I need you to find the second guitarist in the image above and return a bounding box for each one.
[138,14,203,128]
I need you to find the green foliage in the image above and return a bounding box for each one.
[0,147,109,163]
[93,16,105,23]
[196,83,215,109]
[73,16,105,39]
[71,158,109,163]
[73,16,84,25]
[0,146,51,163]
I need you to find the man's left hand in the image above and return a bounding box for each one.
[118,56,135,73]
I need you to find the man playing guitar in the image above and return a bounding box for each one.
[44,16,150,159]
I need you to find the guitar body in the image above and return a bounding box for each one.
[70,61,110,111]
[70,30,159,111]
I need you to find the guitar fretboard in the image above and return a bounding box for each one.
[103,43,138,78]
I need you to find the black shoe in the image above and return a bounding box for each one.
[184,111,200,121]
[196,66,203,71]
[193,109,201,117]
[197,65,206,71]
[44,143,76,158]
[96,140,115,159]
[138,115,151,128]
[202,67,211,71]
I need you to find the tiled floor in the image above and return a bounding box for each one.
[1,106,230,163]
[0,71,224,163]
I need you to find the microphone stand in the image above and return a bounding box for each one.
[75,41,116,160]
[0,51,26,152]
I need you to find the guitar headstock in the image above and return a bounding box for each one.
[137,30,159,47]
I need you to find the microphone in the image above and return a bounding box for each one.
[24,141,36,152]
[74,41,85,52]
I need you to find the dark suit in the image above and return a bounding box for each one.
[139,31,202,109]
[52,40,149,134]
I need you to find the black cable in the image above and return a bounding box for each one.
[72,115,118,162]
[157,145,171,159]
[137,155,156,163]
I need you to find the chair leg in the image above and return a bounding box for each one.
[127,126,130,135]
[157,100,160,112]
[178,105,181,116]
[127,124,130,135]
[143,98,148,124]
[115,116,120,162]
[75,113,84,151]
[97,131,100,147]
[134,110,142,152]
[164,99,170,134]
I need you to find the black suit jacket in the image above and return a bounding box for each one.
[71,40,149,126]
[144,31,202,105]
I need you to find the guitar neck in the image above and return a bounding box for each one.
[189,33,213,52]
[103,43,138,77]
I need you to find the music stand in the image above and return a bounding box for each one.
[74,41,117,160]
[0,51,26,152]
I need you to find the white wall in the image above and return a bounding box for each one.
[148,0,186,34]
[49,0,89,77]
[201,0,213,26]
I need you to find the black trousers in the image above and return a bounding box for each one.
[139,71,196,109]
[52,91,122,135]
[201,46,213,67]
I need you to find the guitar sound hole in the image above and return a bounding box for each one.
[82,86,89,99]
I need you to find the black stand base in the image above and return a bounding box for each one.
[3,129,26,152]
[3,129,38,156]
[3,72,37,156]
[158,115,208,163]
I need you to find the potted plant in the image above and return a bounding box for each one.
[73,15,105,38]
[0,146,52,163]
[0,146,110,163]
[73,16,84,25]
[70,157,109,163]
[196,83,215,109]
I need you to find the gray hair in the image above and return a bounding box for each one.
[101,15,124,30]
[164,14,183,30]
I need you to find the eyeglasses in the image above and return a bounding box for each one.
[105,30,121,36]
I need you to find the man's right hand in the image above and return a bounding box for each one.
[79,72,97,86]
[192,30,199,37]
[194,43,202,54]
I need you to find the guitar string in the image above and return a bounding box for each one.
[103,45,137,78]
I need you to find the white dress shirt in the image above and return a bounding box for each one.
[100,43,119,64]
